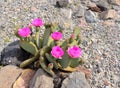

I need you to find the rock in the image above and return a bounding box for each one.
[13,69,35,88]
[61,72,90,88]
[108,0,120,6]
[104,86,111,88]
[60,8,72,19]
[79,17,88,27]
[74,5,85,18]
[30,68,54,88]
[56,0,71,7]
[99,9,117,20]
[88,2,102,12]
[0,65,22,88]
[91,0,99,2]
[115,14,120,22]
[0,40,30,66]
[85,10,98,23]
[97,0,110,10]
[102,20,115,26]
[76,66,91,80]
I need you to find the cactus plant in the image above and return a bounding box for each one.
[15,18,84,76]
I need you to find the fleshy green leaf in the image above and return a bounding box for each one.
[42,26,51,46]
[73,27,81,36]
[57,52,69,68]
[45,53,59,69]
[20,41,38,55]
[69,58,80,68]
[39,56,54,76]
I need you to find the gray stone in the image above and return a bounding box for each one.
[61,72,90,88]
[30,68,54,88]
[57,0,71,7]
[0,40,30,66]
[85,10,98,23]
[108,0,120,6]
[60,8,72,19]
[97,1,110,10]
[74,5,85,18]
[0,65,22,88]
[91,0,99,2]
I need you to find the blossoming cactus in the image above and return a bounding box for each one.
[15,18,84,76]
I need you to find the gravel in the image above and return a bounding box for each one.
[0,0,120,88]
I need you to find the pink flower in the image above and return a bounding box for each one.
[51,32,62,40]
[18,27,31,37]
[51,46,64,59]
[67,46,82,58]
[31,18,43,27]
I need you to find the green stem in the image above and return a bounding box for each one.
[20,51,40,68]
[36,27,40,32]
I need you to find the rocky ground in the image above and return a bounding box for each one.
[0,0,120,88]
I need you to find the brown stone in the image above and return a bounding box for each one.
[99,9,117,20]
[31,6,37,12]
[13,69,35,88]
[0,65,22,88]
[76,66,91,80]
[102,20,115,26]
[88,2,101,12]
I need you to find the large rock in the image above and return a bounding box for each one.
[56,0,72,7]
[99,9,117,20]
[0,65,22,88]
[29,68,54,88]
[0,40,30,66]
[85,10,98,23]
[108,0,120,6]
[61,72,90,88]
[13,69,35,88]
[74,5,85,18]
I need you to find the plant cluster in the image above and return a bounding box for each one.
[15,18,84,76]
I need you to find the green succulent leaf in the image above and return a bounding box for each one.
[20,57,35,68]
[45,53,59,69]
[57,52,69,68]
[69,58,80,68]
[73,27,81,36]
[20,52,40,68]
[51,23,58,32]
[61,39,69,50]
[42,27,51,46]
[39,56,54,76]
[20,41,38,55]
[69,40,78,46]
[35,32,41,49]
[40,46,51,56]
[47,37,53,47]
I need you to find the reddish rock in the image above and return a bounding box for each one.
[88,2,101,12]
[13,69,35,88]
[0,65,22,88]
[99,9,117,20]
[79,17,88,27]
